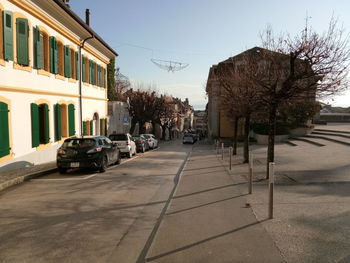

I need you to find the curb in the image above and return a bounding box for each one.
[0,167,58,192]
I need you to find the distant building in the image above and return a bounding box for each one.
[0,0,117,170]
[193,110,207,136]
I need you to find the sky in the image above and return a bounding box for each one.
[69,0,350,110]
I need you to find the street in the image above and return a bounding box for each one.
[0,140,192,263]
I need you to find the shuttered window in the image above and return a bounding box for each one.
[64,45,71,78]
[0,102,10,158]
[89,60,94,84]
[49,36,58,74]
[33,26,43,69]
[54,104,62,141]
[82,56,86,81]
[75,52,79,80]
[83,121,87,136]
[16,18,29,66]
[90,120,93,135]
[39,104,50,144]
[0,10,4,60]
[4,11,13,61]
[68,104,75,136]
[31,103,39,147]
[104,68,107,88]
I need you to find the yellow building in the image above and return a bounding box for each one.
[0,0,117,171]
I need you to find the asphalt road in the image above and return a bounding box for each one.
[0,140,193,263]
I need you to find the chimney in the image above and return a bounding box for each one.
[85,9,90,26]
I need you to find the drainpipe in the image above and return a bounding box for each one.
[79,35,94,136]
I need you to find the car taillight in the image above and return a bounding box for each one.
[57,148,66,155]
[148,139,152,142]
[87,147,103,153]
[126,142,129,145]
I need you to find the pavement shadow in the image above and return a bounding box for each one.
[145,219,268,262]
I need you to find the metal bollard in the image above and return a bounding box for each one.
[249,152,253,194]
[268,162,275,219]
[229,147,232,170]
[216,140,219,155]
[221,143,224,160]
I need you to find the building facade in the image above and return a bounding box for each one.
[0,0,117,171]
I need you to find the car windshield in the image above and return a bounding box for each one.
[142,135,150,139]
[62,139,96,148]
[184,134,192,137]
[133,137,141,140]
[109,134,127,141]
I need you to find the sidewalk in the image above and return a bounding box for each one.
[0,161,57,192]
[145,143,284,263]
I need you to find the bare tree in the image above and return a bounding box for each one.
[256,17,350,178]
[217,57,264,163]
[114,67,131,101]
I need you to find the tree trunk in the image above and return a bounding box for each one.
[130,119,138,135]
[161,124,166,140]
[243,115,250,163]
[169,125,173,140]
[266,104,277,179]
[233,116,239,155]
[139,120,146,134]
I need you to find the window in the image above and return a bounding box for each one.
[49,36,58,74]
[64,45,71,78]
[0,101,10,158]
[0,9,3,61]
[75,52,79,80]
[68,104,75,136]
[89,59,94,84]
[33,26,43,69]
[31,103,50,147]
[83,121,87,136]
[3,11,13,61]
[70,49,75,79]
[57,40,64,76]
[94,62,97,86]
[16,17,29,66]
[101,67,105,88]
[54,104,62,141]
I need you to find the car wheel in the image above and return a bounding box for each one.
[115,155,121,165]
[100,155,108,172]
[58,168,67,174]
[128,151,132,158]
[141,146,145,153]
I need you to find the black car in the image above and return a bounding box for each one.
[132,135,150,153]
[57,136,121,174]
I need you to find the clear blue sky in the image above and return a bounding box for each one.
[69,0,350,110]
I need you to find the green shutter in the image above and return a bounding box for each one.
[104,68,106,88]
[89,60,93,84]
[68,104,75,136]
[75,52,79,80]
[33,26,43,69]
[54,104,62,141]
[33,26,38,68]
[4,11,13,61]
[0,102,10,158]
[38,33,44,69]
[97,65,100,87]
[100,119,103,135]
[82,56,86,81]
[83,121,87,136]
[16,18,29,66]
[64,45,71,78]
[49,36,55,73]
[90,121,93,135]
[54,38,58,74]
[43,104,50,144]
[31,103,40,147]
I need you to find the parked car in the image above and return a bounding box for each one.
[109,133,136,158]
[183,133,195,144]
[140,134,158,149]
[132,135,150,153]
[56,136,121,174]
